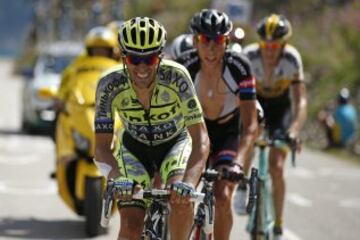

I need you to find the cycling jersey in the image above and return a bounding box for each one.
[176,49,256,166]
[243,43,304,139]
[243,43,304,106]
[94,59,204,146]
[176,49,256,118]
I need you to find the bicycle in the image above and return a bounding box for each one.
[100,180,204,240]
[246,136,297,240]
[191,167,258,240]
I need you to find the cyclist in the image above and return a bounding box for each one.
[94,17,210,240]
[242,14,307,239]
[176,9,258,240]
[55,26,119,168]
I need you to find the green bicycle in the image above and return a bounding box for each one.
[246,136,296,240]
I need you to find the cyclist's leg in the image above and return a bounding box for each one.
[114,140,151,240]
[160,134,194,240]
[207,117,240,240]
[267,107,292,235]
[212,152,237,240]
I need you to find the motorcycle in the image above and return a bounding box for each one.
[38,70,121,237]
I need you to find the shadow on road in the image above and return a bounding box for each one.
[0,217,103,239]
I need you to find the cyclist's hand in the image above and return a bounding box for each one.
[217,163,243,182]
[113,177,134,201]
[286,132,302,153]
[170,181,195,204]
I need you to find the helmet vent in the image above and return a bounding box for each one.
[140,20,146,28]
[131,28,137,44]
[140,30,145,46]
[157,28,162,42]
[149,18,154,27]
[130,18,136,25]
[122,28,128,43]
[149,27,154,44]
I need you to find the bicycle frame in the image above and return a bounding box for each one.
[246,137,296,240]
[142,198,169,240]
[247,143,274,240]
[192,169,258,240]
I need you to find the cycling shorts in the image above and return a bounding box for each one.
[113,130,191,209]
[260,99,292,140]
[206,109,240,168]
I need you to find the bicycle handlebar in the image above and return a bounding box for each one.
[101,186,205,227]
[201,168,259,214]
[255,137,298,167]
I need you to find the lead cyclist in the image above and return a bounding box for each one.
[94,17,210,240]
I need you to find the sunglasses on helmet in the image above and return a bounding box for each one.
[197,34,227,45]
[259,41,283,50]
[125,54,159,66]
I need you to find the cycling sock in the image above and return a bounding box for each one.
[274,218,283,228]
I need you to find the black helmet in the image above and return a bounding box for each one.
[257,14,292,41]
[338,88,350,104]
[190,9,233,37]
[170,34,193,59]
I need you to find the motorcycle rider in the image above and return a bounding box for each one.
[55,26,119,179]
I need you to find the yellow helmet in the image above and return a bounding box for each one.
[257,14,292,41]
[84,26,117,49]
[119,17,167,55]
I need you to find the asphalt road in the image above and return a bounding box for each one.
[0,59,359,240]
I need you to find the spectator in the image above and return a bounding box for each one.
[318,88,358,148]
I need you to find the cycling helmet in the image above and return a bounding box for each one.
[119,17,167,55]
[338,88,350,104]
[190,9,233,37]
[106,20,125,35]
[257,14,292,41]
[170,34,194,59]
[84,26,117,49]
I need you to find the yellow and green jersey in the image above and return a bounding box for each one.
[94,59,204,146]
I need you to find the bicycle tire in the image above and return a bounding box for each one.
[192,226,212,240]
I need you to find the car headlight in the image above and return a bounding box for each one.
[72,130,90,152]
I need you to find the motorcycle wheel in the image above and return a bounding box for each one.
[84,177,104,237]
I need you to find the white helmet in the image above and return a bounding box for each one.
[169,34,194,59]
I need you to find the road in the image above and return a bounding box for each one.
[0,59,359,240]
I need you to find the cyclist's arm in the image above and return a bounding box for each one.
[95,133,121,179]
[183,122,210,187]
[236,99,258,166]
[288,81,307,138]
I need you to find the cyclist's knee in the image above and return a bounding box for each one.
[214,181,234,208]
[119,207,145,237]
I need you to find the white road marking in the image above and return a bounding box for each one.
[339,198,360,209]
[0,181,57,195]
[287,192,312,207]
[284,228,303,240]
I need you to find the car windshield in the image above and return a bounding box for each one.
[42,55,74,74]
